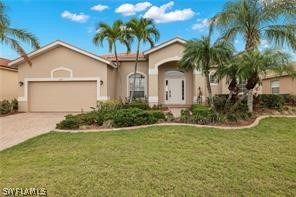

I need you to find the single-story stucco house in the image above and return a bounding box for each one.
[262,65,296,95]
[7,37,294,112]
[0,58,18,100]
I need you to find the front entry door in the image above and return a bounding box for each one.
[165,78,185,104]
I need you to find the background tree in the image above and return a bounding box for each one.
[0,1,40,65]
[231,49,295,112]
[178,30,234,107]
[126,18,159,101]
[212,0,296,111]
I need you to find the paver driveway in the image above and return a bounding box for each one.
[0,113,67,151]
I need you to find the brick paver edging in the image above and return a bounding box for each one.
[54,115,296,133]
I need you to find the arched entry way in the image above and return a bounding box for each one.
[157,61,193,105]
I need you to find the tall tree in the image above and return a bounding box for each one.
[212,0,296,112]
[93,20,131,98]
[0,1,40,65]
[126,18,160,101]
[178,30,234,107]
[93,20,131,68]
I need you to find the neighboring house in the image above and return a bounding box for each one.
[0,58,18,100]
[262,65,296,95]
[8,37,230,112]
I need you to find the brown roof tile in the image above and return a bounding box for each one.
[101,52,146,61]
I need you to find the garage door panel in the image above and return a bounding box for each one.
[29,81,97,112]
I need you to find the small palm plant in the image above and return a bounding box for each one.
[0,2,40,65]
[126,18,160,101]
[178,29,234,107]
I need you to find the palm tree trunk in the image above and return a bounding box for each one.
[130,40,140,102]
[113,43,121,99]
[205,71,213,107]
[247,89,253,113]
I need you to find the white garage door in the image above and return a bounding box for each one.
[29,81,97,112]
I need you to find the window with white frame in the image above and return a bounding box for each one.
[271,80,280,94]
[128,73,145,98]
[238,80,247,93]
[209,71,218,84]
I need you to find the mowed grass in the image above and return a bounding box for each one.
[1,118,296,196]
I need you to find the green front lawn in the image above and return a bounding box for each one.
[1,117,296,196]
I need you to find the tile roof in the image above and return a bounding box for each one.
[101,52,146,61]
[0,58,17,71]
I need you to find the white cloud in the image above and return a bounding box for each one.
[115,2,152,16]
[61,11,89,23]
[235,39,240,44]
[91,4,109,11]
[192,18,210,31]
[143,1,195,23]
[260,39,270,48]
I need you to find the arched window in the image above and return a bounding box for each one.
[209,71,218,84]
[128,73,146,98]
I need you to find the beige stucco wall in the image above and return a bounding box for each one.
[17,45,109,111]
[0,68,18,100]
[262,76,296,94]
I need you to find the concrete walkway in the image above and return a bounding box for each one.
[0,113,66,151]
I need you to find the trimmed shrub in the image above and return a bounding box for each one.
[191,107,219,125]
[113,108,158,127]
[180,109,191,123]
[11,98,18,111]
[0,100,12,115]
[123,100,150,110]
[256,94,284,109]
[165,112,175,122]
[56,115,80,129]
[149,110,166,120]
[282,94,296,106]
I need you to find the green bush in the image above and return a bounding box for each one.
[256,94,284,109]
[148,110,166,120]
[123,100,150,110]
[56,116,80,129]
[191,108,219,125]
[165,112,175,122]
[11,98,18,111]
[0,100,12,115]
[180,109,191,123]
[113,108,158,127]
[282,94,296,106]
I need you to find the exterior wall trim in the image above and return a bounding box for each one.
[18,77,101,102]
[144,37,186,55]
[50,66,73,78]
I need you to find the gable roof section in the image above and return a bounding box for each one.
[8,40,115,68]
[143,37,187,55]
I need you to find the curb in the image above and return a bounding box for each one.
[54,115,296,133]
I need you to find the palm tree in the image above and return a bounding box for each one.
[231,49,294,112]
[178,30,234,107]
[0,2,40,65]
[126,18,160,101]
[212,0,296,112]
[212,0,296,51]
[93,20,131,68]
[93,20,131,98]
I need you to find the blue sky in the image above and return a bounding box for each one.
[0,0,294,60]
